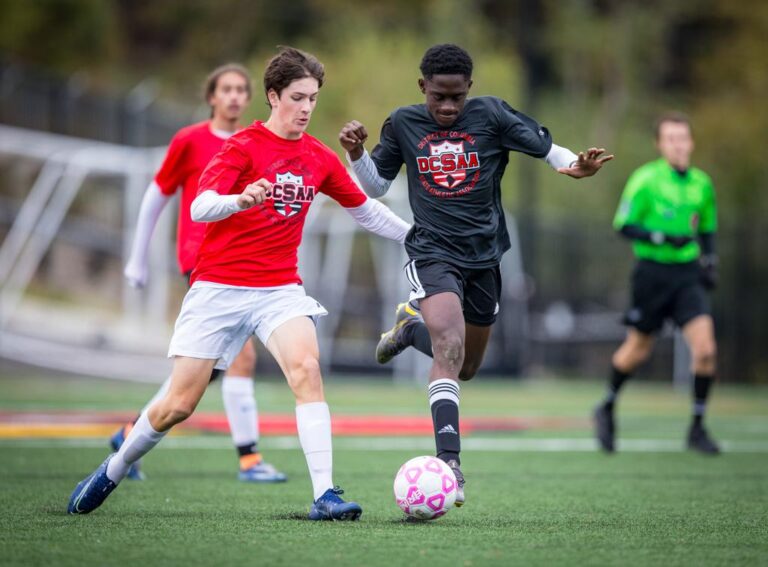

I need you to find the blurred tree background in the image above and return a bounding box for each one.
[2,0,765,215]
[1,0,766,380]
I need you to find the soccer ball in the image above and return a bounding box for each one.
[393,455,457,520]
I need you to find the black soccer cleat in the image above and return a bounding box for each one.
[687,423,721,455]
[593,404,616,453]
[375,302,422,364]
[445,459,465,507]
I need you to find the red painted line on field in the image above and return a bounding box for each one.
[0,410,587,437]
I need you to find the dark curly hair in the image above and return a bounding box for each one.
[419,44,473,80]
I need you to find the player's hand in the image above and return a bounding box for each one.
[666,235,694,248]
[237,179,271,210]
[700,255,719,290]
[558,147,614,179]
[339,120,368,161]
[123,260,148,289]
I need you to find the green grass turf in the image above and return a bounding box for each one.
[0,373,767,566]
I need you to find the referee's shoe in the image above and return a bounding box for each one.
[687,423,721,455]
[593,404,615,453]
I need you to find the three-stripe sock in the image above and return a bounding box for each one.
[428,378,461,464]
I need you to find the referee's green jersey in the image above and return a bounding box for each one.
[613,158,717,263]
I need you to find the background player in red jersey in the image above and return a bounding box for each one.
[69,47,411,520]
[339,44,612,506]
[118,63,286,483]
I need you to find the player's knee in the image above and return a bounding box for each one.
[286,356,322,398]
[159,398,196,426]
[433,333,464,368]
[458,359,480,381]
[692,342,717,372]
[615,342,651,370]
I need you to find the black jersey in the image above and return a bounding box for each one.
[371,96,552,268]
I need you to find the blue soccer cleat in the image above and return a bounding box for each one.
[110,425,145,480]
[67,455,119,515]
[238,461,288,483]
[308,486,362,521]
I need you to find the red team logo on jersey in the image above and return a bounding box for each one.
[266,172,316,217]
[417,141,480,189]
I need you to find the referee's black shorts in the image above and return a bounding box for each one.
[623,259,710,335]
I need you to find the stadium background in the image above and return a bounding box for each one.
[1,0,766,384]
[0,2,766,566]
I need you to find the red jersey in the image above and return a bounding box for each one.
[154,121,231,274]
[191,121,367,287]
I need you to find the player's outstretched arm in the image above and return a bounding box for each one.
[557,147,614,179]
[124,181,172,288]
[345,197,411,243]
[191,179,271,222]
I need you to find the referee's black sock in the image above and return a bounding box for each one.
[692,374,715,428]
[402,321,433,358]
[428,379,461,465]
[602,365,631,411]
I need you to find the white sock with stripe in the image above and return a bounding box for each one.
[428,378,461,463]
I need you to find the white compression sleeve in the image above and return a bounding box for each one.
[345,198,411,243]
[124,182,172,288]
[347,150,393,197]
[543,143,579,170]
[296,401,333,500]
[106,412,166,483]
[221,376,258,448]
[190,190,242,222]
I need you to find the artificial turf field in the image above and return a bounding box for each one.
[0,373,766,567]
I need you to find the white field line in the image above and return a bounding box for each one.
[1,436,768,453]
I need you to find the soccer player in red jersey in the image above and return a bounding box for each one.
[116,64,286,483]
[69,47,411,520]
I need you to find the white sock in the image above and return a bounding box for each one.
[141,375,172,415]
[296,401,333,500]
[106,412,166,483]
[222,376,259,448]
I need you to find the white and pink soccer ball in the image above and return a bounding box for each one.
[393,455,457,520]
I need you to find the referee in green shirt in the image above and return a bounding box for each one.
[594,112,721,454]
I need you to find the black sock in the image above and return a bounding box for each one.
[428,379,461,464]
[692,374,714,427]
[603,366,631,411]
[237,442,258,457]
[402,321,433,357]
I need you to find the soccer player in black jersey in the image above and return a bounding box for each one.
[339,44,612,505]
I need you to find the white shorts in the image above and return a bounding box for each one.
[168,282,327,370]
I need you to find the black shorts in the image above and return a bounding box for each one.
[624,260,710,334]
[404,259,501,326]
